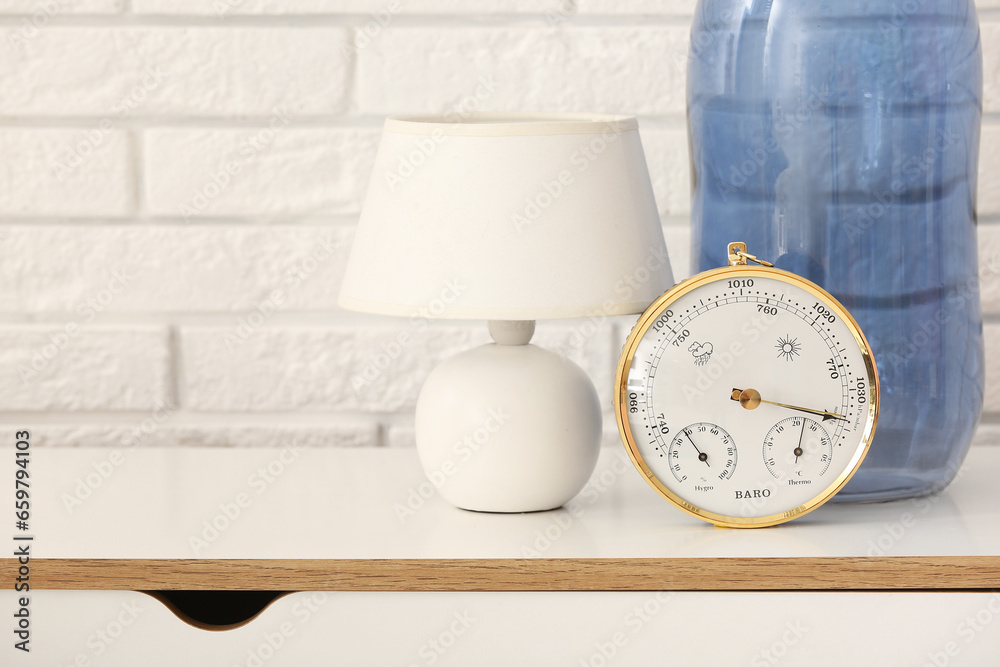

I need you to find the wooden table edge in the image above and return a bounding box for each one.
[4,556,1000,591]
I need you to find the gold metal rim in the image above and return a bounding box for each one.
[614,264,880,528]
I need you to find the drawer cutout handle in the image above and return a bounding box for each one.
[143,590,290,631]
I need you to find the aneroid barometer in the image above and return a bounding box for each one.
[615,242,879,527]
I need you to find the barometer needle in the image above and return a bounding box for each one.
[730,388,847,422]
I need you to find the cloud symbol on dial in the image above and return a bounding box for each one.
[688,342,713,357]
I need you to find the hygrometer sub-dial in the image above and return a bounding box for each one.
[763,416,833,484]
[666,422,737,487]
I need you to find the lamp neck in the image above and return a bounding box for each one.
[488,320,535,346]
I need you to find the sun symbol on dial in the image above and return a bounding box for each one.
[776,335,801,361]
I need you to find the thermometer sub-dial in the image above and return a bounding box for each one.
[763,416,833,484]
[666,422,737,486]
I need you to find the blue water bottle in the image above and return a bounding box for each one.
[688,0,984,500]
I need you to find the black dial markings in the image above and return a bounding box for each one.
[638,286,857,461]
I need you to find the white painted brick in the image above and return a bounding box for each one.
[662,224,691,281]
[973,422,1000,447]
[0,0,122,13]
[145,128,380,217]
[987,323,1000,414]
[135,0,566,13]
[358,26,690,115]
[640,127,690,218]
[980,225,1000,316]
[983,21,1000,113]
[27,422,378,448]
[576,0,696,15]
[0,128,132,216]
[0,27,350,116]
[386,420,625,450]
[0,225,352,313]
[0,327,171,411]
[183,325,488,412]
[385,421,416,448]
[979,124,1000,216]
[181,321,614,412]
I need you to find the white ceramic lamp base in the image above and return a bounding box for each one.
[414,321,602,513]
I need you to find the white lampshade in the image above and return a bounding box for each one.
[338,113,673,320]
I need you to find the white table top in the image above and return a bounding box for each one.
[10,441,1000,560]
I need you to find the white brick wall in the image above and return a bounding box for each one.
[0,27,352,115]
[0,129,133,216]
[0,0,997,449]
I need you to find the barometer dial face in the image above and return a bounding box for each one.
[616,264,878,528]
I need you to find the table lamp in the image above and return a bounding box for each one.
[339,113,673,513]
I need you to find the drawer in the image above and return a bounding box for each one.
[5,589,1000,665]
